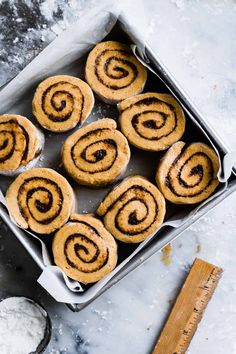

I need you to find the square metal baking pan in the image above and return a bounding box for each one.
[0,11,235,312]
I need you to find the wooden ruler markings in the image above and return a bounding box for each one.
[152,258,223,354]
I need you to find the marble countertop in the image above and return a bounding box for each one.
[0,1,236,353]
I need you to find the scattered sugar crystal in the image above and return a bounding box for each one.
[58,323,63,335]
[171,0,185,10]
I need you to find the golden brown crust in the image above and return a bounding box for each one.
[52,213,117,283]
[118,93,186,151]
[85,41,147,104]
[5,168,75,234]
[62,118,131,187]
[32,75,94,132]
[155,141,220,204]
[97,175,166,243]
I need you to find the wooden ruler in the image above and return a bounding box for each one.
[152,258,223,354]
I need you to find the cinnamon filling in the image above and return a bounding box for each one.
[165,150,214,198]
[107,185,158,236]
[0,120,29,163]
[41,82,84,123]
[64,233,109,273]
[18,177,63,225]
[71,128,118,174]
[126,97,178,140]
[95,49,138,90]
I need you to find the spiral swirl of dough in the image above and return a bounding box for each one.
[0,115,43,174]
[62,119,130,187]
[85,41,147,104]
[155,141,220,204]
[32,75,94,132]
[118,93,186,151]
[97,176,166,243]
[53,214,117,283]
[6,168,75,234]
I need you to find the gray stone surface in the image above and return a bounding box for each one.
[0,0,93,86]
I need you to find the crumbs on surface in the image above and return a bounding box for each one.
[161,243,172,266]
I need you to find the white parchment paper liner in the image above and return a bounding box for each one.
[0,6,235,303]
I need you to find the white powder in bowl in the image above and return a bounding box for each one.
[0,296,48,354]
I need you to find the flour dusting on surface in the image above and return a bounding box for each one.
[0,297,47,354]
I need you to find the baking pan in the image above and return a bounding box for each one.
[0,9,235,311]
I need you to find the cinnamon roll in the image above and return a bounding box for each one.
[32,75,94,132]
[155,141,220,204]
[62,118,131,187]
[5,168,75,234]
[118,93,186,151]
[85,41,147,104]
[0,114,44,175]
[97,176,166,243]
[52,213,117,283]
